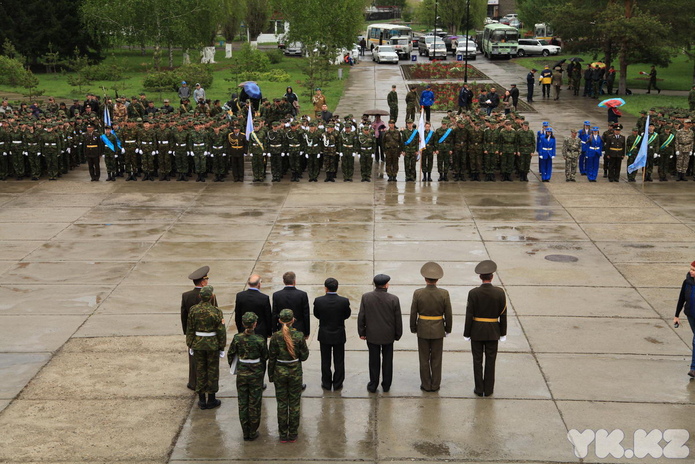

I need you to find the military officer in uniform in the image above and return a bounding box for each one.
[82,123,102,181]
[410,262,452,392]
[186,285,226,410]
[434,118,453,181]
[562,128,581,182]
[228,124,247,182]
[675,121,694,181]
[420,121,435,182]
[304,121,323,182]
[387,85,399,123]
[498,121,517,182]
[405,86,418,122]
[401,119,419,182]
[604,124,626,182]
[464,260,507,397]
[322,123,340,182]
[382,119,403,181]
[358,125,375,182]
[625,127,642,182]
[515,121,535,182]
[339,123,358,181]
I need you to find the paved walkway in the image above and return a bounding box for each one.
[0,54,693,464]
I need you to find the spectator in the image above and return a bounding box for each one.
[359,38,367,56]
[284,86,299,116]
[583,64,593,97]
[144,101,158,116]
[552,67,563,100]
[160,99,174,114]
[502,91,512,115]
[486,87,500,116]
[606,66,617,95]
[458,84,473,114]
[509,83,519,109]
[420,85,435,122]
[178,81,190,103]
[539,65,552,99]
[193,83,206,103]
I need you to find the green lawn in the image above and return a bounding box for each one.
[0,48,350,115]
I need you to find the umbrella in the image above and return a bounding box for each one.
[591,61,606,69]
[552,58,566,69]
[598,97,626,108]
[362,109,389,116]
[569,57,584,62]
[238,81,261,99]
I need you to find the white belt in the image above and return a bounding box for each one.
[193,143,205,146]
[142,142,153,144]
[289,144,300,147]
[213,146,223,149]
[270,144,282,148]
[125,140,136,143]
[590,146,600,149]
[542,147,553,150]
[195,331,216,337]
[239,358,261,364]
[47,143,57,146]
[276,358,299,363]
[176,143,187,146]
[160,141,169,144]
[28,143,38,146]
[12,141,22,144]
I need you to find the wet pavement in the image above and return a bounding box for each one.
[0,54,694,464]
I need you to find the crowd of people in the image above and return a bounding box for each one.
[182,261,506,443]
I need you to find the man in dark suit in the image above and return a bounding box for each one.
[357,274,402,393]
[181,266,217,390]
[234,274,273,338]
[463,260,507,397]
[272,271,311,338]
[313,277,351,390]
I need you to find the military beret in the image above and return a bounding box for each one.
[279,308,294,323]
[373,274,390,286]
[188,266,210,281]
[242,312,258,326]
[474,260,497,274]
[420,262,444,280]
[199,285,214,301]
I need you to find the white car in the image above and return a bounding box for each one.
[284,42,303,56]
[516,38,561,56]
[455,40,477,60]
[372,45,399,64]
[427,42,447,60]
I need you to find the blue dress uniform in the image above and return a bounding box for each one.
[585,128,604,182]
[578,121,591,175]
[537,128,556,182]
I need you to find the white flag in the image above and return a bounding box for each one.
[245,103,253,141]
[417,107,426,150]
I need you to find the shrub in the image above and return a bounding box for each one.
[80,63,124,81]
[264,49,284,64]
[231,44,270,73]
[143,64,214,92]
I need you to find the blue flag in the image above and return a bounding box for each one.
[103,106,111,127]
[627,115,649,174]
[245,103,253,141]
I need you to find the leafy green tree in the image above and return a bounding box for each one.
[245,0,272,43]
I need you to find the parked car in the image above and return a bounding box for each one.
[418,36,446,59]
[484,17,498,25]
[454,40,477,60]
[372,45,399,64]
[516,38,561,56]
[428,42,447,60]
[509,18,521,28]
[500,13,518,25]
[389,36,412,59]
[284,42,303,56]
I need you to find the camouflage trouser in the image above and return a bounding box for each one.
[124,146,138,174]
[28,151,42,178]
[389,106,398,123]
[45,150,61,178]
[564,155,578,180]
[483,152,497,175]
[469,149,483,174]
[210,152,226,176]
[159,149,173,176]
[175,151,188,175]
[437,151,450,177]
[360,152,373,180]
[518,153,532,174]
[141,149,156,174]
[421,149,434,173]
[193,150,206,174]
[288,150,302,175]
[251,153,266,181]
[341,152,356,180]
[12,149,26,177]
[104,151,118,174]
[385,148,400,178]
[274,364,303,438]
[658,153,672,179]
[237,366,265,439]
[324,151,338,174]
[626,153,638,181]
[0,152,8,179]
[307,154,321,180]
[676,152,691,173]
[269,153,283,180]
[194,350,220,394]
[500,151,515,175]
[404,152,418,181]
[452,146,466,178]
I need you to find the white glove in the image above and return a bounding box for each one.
[114,155,118,159]
[244,153,249,156]
[371,154,375,159]
[189,348,194,356]
[676,151,680,156]
[500,336,507,342]
[305,154,309,158]
[690,151,694,157]
[339,152,344,157]
[317,154,321,159]
[281,152,286,157]
[37,152,42,157]
[66,148,71,153]
[670,155,674,159]
[353,152,359,157]
[222,153,227,157]
[121,148,125,154]
[204,151,209,157]
[219,351,225,358]
[188,151,194,157]
[653,153,659,158]
[23,151,28,156]
[464,336,471,342]
[300,151,304,156]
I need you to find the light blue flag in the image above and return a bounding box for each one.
[245,103,253,141]
[627,115,649,174]
[103,106,111,127]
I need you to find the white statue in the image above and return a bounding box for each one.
[201,46,216,64]
[182,51,190,65]
[225,43,233,59]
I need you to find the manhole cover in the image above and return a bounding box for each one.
[544,254,578,262]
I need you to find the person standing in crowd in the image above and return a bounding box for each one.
[539,65,552,99]
[604,124,626,182]
[646,65,661,94]
[273,272,311,340]
[382,119,403,182]
[410,262,452,392]
[269,309,309,443]
[372,115,387,163]
[405,86,419,121]
[313,277,351,391]
[675,120,694,181]
[458,83,473,114]
[583,64,594,98]
[562,128,581,182]
[186,285,226,410]
[358,274,402,393]
[674,261,695,379]
[606,66,617,94]
[464,260,507,397]
[537,126,556,182]
[420,85,435,122]
[387,85,399,123]
[509,83,519,110]
[284,86,299,116]
[235,274,273,339]
[178,81,190,104]
[228,312,268,441]
[585,126,603,182]
[526,68,537,103]
[552,67,563,100]
[82,123,102,181]
[312,88,327,120]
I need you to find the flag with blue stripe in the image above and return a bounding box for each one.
[103,106,111,127]
[245,104,253,141]
[627,115,649,173]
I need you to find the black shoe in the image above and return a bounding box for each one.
[206,393,221,409]
[367,385,377,393]
[187,384,195,391]
[321,384,332,390]
[246,431,260,441]
[301,384,307,391]
[263,383,267,390]
[382,386,390,393]
[333,384,343,390]
[473,389,484,397]
[688,370,695,378]
[198,393,208,410]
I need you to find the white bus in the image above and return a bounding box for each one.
[366,24,413,50]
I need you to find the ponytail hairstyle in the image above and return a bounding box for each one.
[278,309,296,359]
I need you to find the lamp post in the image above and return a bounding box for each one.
[464,0,470,83]
[433,0,438,60]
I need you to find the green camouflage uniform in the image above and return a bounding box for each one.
[322,129,340,178]
[467,125,484,178]
[269,326,309,440]
[483,126,499,177]
[644,130,660,181]
[228,129,247,182]
[42,129,62,179]
[657,130,675,180]
[139,127,157,177]
[420,128,435,176]
[0,126,9,180]
[208,129,228,178]
[249,128,267,182]
[382,127,403,180]
[172,129,190,178]
[675,127,694,174]
[120,126,139,177]
[10,129,26,179]
[515,128,535,179]
[452,125,468,180]
[228,330,268,440]
[304,128,323,181]
[498,127,517,178]
[266,128,286,181]
[405,90,418,122]
[434,124,453,180]
[102,132,120,179]
[186,296,226,394]
[401,126,419,181]
[190,130,207,177]
[156,126,173,180]
[358,129,375,181]
[387,90,398,123]
[625,132,642,181]
[562,136,581,181]
[285,127,305,180]
[25,130,41,179]
[339,128,359,181]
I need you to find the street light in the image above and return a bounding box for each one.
[464,0,470,83]
[433,0,438,60]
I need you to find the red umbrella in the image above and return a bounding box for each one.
[598,98,626,108]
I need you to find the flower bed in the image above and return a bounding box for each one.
[402,62,488,80]
[411,82,534,113]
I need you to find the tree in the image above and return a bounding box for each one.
[245,0,272,44]
[517,0,554,31]
[417,0,487,34]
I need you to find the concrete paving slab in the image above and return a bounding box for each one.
[377,398,570,462]
[0,223,67,241]
[0,399,9,414]
[112,181,205,194]
[24,240,153,261]
[170,397,376,461]
[597,242,695,263]
[0,206,90,223]
[283,192,374,208]
[96,284,200,315]
[375,222,480,241]
[545,182,635,194]
[583,223,695,242]
[0,261,17,277]
[538,353,695,403]
[375,205,473,222]
[100,192,196,208]
[123,260,255,286]
[487,242,630,287]
[269,223,373,241]
[0,285,111,315]
[521,316,687,355]
[637,287,681,321]
[558,401,695,463]
[0,182,39,193]
[553,193,655,208]
[28,180,118,193]
[374,240,488,261]
[161,223,273,241]
[0,398,191,462]
[565,206,679,224]
[8,193,108,208]
[0,315,86,352]
[374,260,481,285]
[289,182,373,194]
[3,261,135,284]
[378,192,467,207]
[76,206,184,223]
[0,241,43,260]
[55,223,169,241]
[0,353,51,399]
[277,206,374,223]
[506,286,656,318]
[142,241,264,261]
[252,260,374,285]
[477,222,590,242]
[647,193,695,207]
[461,193,561,208]
[661,207,695,222]
[469,206,574,222]
[177,206,279,224]
[614,263,684,288]
[73,313,186,337]
[261,240,374,261]
[192,195,286,208]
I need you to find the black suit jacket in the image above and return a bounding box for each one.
[357,288,402,345]
[463,283,507,341]
[234,288,273,338]
[313,293,351,344]
[273,286,311,336]
[181,287,219,334]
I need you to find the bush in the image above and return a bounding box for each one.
[80,63,124,81]
[0,55,37,87]
[234,69,291,83]
[143,64,214,92]
[231,44,270,73]
[264,49,284,64]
